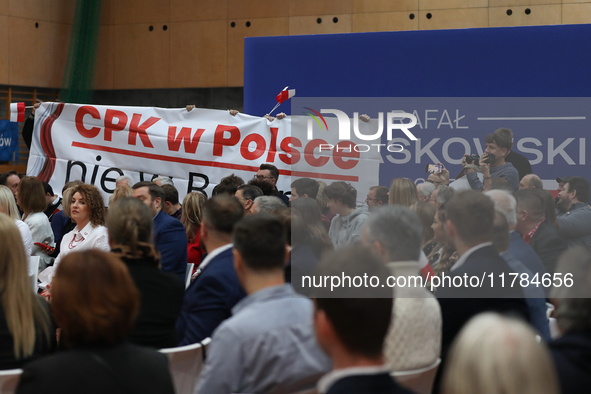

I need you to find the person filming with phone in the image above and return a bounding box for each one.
[463,128,520,192]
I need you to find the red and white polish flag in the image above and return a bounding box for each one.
[276,88,296,104]
[10,102,25,122]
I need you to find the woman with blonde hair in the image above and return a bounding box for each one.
[17,177,54,270]
[0,214,54,369]
[181,191,207,267]
[108,184,133,206]
[442,313,559,394]
[389,178,418,207]
[411,201,437,255]
[0,185,32,261]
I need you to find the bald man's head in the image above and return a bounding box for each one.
[519,174,543,190]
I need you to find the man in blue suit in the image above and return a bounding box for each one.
[176,195,246,345]
[132,181,187,282]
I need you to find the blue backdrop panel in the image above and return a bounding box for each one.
[244,24,591,116]
[0,120,19,162]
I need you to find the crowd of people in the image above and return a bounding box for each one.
[0,126,590,394]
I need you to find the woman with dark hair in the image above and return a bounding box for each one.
[17,176,54,270]
[290,197,334,259]
[17,250,175,394]
[107,197,184,349]
[0,214,54,370]
[411,201,437,256]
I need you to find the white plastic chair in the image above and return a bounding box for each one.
[0,369,23,394]
[201,337,212,360]
[159,342,204,394]
[392,358,441,394]
[185,263,195,289]
[29,256,40,291]
[546,302,555,319]
[549,317,560,339]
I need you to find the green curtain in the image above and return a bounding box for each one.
[60,0,102,104]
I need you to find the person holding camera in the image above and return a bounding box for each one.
[463,129,520,192]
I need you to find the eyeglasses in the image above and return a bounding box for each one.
[365,197,380,201]
[254,175,273,180]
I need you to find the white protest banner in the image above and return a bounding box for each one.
[26,103,379,204]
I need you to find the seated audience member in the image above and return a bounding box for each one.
[0,214,54,370]
[0,170,20,200]
[324,181,369,248]
[496,127,534,181]
[195,214,331,394]
[52,184,110,268]
[0,186,31,261]
[176,195,246,345]
[549,247,591,393]
[362,206,442,372]
[115,175,132,188]
[247,178,275,197]
[41,182,61,221]
[417,181,436,203]
[291,177,320,201]
[365,185,389,212]
[17,250,175,394]
[291,197,334,260]
[442,313,559,394]
[539,189,559,230]
[212,173,244,196]
[313,246,413,394]
[428,206,459,277]
[181,192,207,268]
[411,201,437,256]
[435,190,529,392]
[153,176,174,186]
[255,163,289,205]
[252,195,285,214]
[555,176,570,213]
[555,176,591,249]
[486,189,547,278]
[491,212,550,340]
[316,180,335,229]
[107,198,184,349]
[431,185,455,209]
[18,177,55,271]
[108,184,133,206]
[234,184,263,216]
[389,178,418,207]
[161,184,182,220]
[49,182,81,257]
[519,173,543,190]
[515,189,567,274]
[132,182,187,281]
[464,129,519,191]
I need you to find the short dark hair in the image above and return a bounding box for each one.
[493,128,514,150]
[237,184,263,201]
[324,181,357,208]
[0,171,18,186]
[259,163,279,180]
[291,178,320,199]
[213,174,245,196]
[485,129,512,151]
[161,184,179,205]
[370,186,389,204]
[566,176,591,204]
[132,181,164,204]
[248,179,275,196]
[41,181,54,196]
[202,194,244,234]
[233,214,286,272]
[446,190,494,244]
[314,246,393,358]
[515,189,545,222]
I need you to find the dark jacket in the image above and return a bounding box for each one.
[508,230,548,278]
[326,373,414,394]
[176,247,246,345]
[549,331,591,394]
[505,150,532,181]
[153,210,188,281]
[122,255,185,349]
[557,202,591,250]
[16,342,175,394]
[529,219,568,274]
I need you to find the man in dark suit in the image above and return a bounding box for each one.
[132,182,188,282]
[515,189,567,274]
[313,246,413,394]
[435,190,529,393]
[176,195,246,345]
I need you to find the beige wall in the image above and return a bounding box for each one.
[3,0,591,89]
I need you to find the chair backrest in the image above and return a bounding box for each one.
[0,369,23,394]
[392,358,441,394]
[29,256,40,290]
[549,317,560,339]
[201,337,211,360]
[546,302,555,319]
[159,342,204,394]
[185,263,194,289]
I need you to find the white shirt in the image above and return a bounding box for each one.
[450,242,493,271]
[24,211,54,270]
[317,365,391,394]
[15,219,32,261]
[54,222,110,268]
